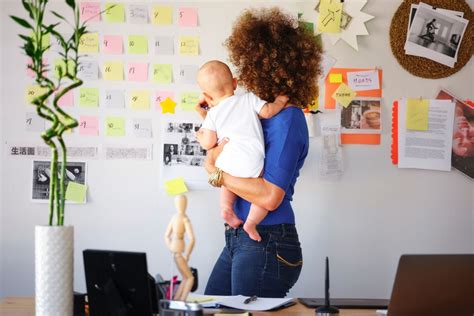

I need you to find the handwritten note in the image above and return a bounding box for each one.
[160,97,177,114]
[155,91,175,109]
[406,99,429,131]
[104,89,124,109]
[152,64,173,83]
[133,118,152,138]
[179,65,199,84]
[128,35,148,54]
[80,2,101,22]
[332,83,356,108]
[329,73,343,84]
[180,92,200,111]
[104,3,125,23]
[79,115,99,136]
[54,59,75,78]
[129,4,148,24]
[25,113,45,132]
[152,6,173,25]
[178,8,198,27]
[347,70,380,91]
[65,182,87,203]
[103,61,124,81]
[154,36,174,55]
[56,90,74,107]
[78,60,98,80]
[79,33,99,53]
[179,36,199,56]
[164,177,188,196]
[106,117,125,136]
[129,90,150,110]
[128,62,148,82]
[25,85,48,104]
[102,35,123,54]
[317,0,342,33]
[79,88,99,107]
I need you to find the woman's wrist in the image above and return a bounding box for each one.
[208,168,224,187]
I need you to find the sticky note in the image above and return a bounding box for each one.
[152,6,173,25]
[128,35,148,54]
[180,92,200,111]
[65,182,87,203]
[102,35,123,54]
[154,36,174,55]
[406,99,429,131]
[179,65,199,84]
[152,64,173,83]
[329,73,343,84]
[129,90,150,110]
[160,97,177,114]
[31,32,50,50]
[308,97,319,111]
[103,61,124,81]
[164,177,188,196]
[178,8,198,27]
[129,4,148,24]
[80,2,101,22]
[54,59,75,78]
[106,117,125,136]
[25,85,48,104]
[317,0,342,33]
[155,91,175,109]
[133,118,152,138]
[332,83,356,108]
[79,88,99,107]
[104,89,124,108]
[78,60,99,80]
[56,90,74,107]
[27,57,48,78]
[104,3,125,23]
[25,113,45,132]
[127,62,148,82]
[347,70,380,91]
[79,115,99,136]
[179,36,199,56]
[79,33,99,53]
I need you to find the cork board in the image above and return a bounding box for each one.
[390,0,473,79]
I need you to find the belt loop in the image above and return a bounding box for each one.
[281,224,286,238]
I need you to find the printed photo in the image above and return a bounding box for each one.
[340,99,381,133]
[162,122,206,167]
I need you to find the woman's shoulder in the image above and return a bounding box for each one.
[265,106,305,125]
[262,106,308,138]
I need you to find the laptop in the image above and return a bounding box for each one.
[387,254,473,316]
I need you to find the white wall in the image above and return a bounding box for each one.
[1,0,473,300]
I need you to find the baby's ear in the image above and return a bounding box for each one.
[232,78,238,90]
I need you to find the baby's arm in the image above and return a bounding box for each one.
[197,128,218,150]
[258,95,289,119]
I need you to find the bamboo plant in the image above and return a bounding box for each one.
[11,0,87,226]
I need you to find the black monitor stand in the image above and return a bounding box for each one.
[316,257,339,315]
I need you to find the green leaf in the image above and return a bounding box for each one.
[50,10,65,21]
[21,0,34,19]
[65,0,76,10]
[10,15,33,29]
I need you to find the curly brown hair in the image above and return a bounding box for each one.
[225,7,322,108]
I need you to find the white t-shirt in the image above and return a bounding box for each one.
[201,92,267,178]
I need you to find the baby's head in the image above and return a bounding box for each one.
[197,60,237,106]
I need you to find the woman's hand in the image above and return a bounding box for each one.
[205,138,228,174]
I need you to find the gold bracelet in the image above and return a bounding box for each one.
[208,168,223,187]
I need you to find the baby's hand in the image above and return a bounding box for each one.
[195,96,209,120]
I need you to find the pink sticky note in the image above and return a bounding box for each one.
[102,35,123,54]
[57,90,74,107]
[178,8,198,27]
[79,116,99,136]
[80,2,101,22]
[155,91,175,109]
[27,57,48,78]
[128,62,148,82]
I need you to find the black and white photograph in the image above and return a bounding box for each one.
[163,122,206,167]
[32,160,87,202]
[340,99,381,134]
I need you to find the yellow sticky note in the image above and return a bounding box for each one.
[329,73,343,83]
[152,64,173,83]
[180,92,200,111]
[308,97,319,111]
[128,35,148,54]
[54,59,75,78]
[152,6,173,25]
[129,90,150,110]
[79,88,99,107]
[406,99,429,131]
[179,36,199,56]
[79,33,99,53]
[103,61,124,81]
[317,0,342,33]
[332,83,356,108]
[164,177,188,196]
[25,85,49,104]
[65,182,87,203]
[104,3,125,23]
[30,32,50,50]
[106,117,125,136]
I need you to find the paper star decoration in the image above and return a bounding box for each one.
[160,97,177,114]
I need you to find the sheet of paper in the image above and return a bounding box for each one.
[103,61,124,81]
[128,4,148,24]
[155,91,175,109]
[104,3,125,23]
[317,0,342,33]
[154,36,174,55]
[54,59,75,78]
[329,73,342,83]
[218,295,294,312]
[127,62,148,82]
[180,92,200,111]
[25,113,45,132]
[102,35,123,54]
[406,98,429,131]
[179,65,199,84]
[105,145,152,160]
[160,97,177,114]
[178,8,198,27]
[79,88,99,107]
[347,70,380,91]
[133,118,152,138]
[65,182,87,203]
[26,57,47,78]
[320,111,344,179]
[152,6,173,25]
[128,35,148,54]
[398,99,455,171]
[56,90,74,107]
[164,177,188,195]
[104,89,124,108]
[80,2,101,22]
[129,90,150,110]
[78,60,99,80]
[179,36,199,56]
[79,115,99,136]
[106,117,125,136]
[332,83,356,108]
[79,33,99,53]
[25,85,48,104]
[152,64,173,83]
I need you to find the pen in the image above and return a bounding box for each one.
[243,295,258,304]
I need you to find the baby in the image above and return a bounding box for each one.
[195,60,288,242]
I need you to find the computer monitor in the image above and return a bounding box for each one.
[83,249,160,316]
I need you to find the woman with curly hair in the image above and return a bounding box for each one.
[203,7,322,297]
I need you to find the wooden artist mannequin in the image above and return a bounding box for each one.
[164,195,195,301]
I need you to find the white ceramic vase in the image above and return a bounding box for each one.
[35,225,74,316]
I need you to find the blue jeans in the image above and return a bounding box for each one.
[204,224,303,297]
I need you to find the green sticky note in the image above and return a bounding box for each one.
[164,177,188,196]
[31,32,50,50]
[106,116,125,136]
[54,59,75,78]
[104,3,125,23]
[129,90,150,110]
[152,64,173,83]
[128,35,148,54]
[65,182,87,203]
[180,92,200,111]
[79,88,99,107]
[406,99,429,131]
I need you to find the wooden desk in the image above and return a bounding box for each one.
[0,297,379,316]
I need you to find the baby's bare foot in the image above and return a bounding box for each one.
[244,220,261,242]
[221,210,243,228]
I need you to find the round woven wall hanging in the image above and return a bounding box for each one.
[390,0,473,79]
